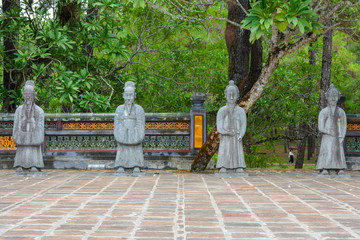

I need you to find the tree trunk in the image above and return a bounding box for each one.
[241,38,263,99]
[307,42,316,160]
[1,0,22,113]
[225,0,250,87]
[295,123,307,169]
[307,135,312,160]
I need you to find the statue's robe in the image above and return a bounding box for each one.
[316,106,347,170]
[13,104,44,168]
[114,104,145,168]
[216,105,247,169]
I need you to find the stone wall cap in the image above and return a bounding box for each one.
[190,92,206,102]
[0,112,190,119]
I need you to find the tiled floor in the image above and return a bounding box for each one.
[1,169,360,239]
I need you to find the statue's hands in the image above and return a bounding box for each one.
[238,136,242,142]
[222,130,235,136]
[340,137,344,144]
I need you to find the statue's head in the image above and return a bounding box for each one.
[22,80,36,105]
[123,81,136,105]
[326,84,340,107]
[225,80,239,104]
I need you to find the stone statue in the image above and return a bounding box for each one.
[316,84,347,175]
[114,81,145,176]
[13,80,45,173]
[216,80,247,177]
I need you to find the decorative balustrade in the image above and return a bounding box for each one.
[0,93,207,170]
[0,113,201,151]
[345,114,360,170]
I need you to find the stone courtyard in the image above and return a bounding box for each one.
[1,169,360,240]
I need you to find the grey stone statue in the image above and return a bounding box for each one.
[316,84,347,176]
[114,81,145,176]
[13,80,45,173]
[215,80,247,177]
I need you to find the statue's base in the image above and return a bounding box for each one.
[315,173,351,178]
[113,169,146,177]
[11,171,47,176]
[215,169,248,177]
[315,169,350,178]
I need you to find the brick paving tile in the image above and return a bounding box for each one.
[89,230,131,237]
[3,230,46,236]
[0,237,37,240]
[87,238,129,240]
[135,231,174,238]
[41,237,83,240]
[52,229,89,235]
[231,232,269,238]
[2,170,360,239]
[273,232,318,239]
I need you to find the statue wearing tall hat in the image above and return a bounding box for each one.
[13,80,45,173]
[114,81,145,176]
[317,84,347,175]
[216,80,247,177]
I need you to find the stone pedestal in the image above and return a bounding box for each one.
[215,168,248,177]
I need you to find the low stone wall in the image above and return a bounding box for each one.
[345,114,360,170]
[0,110,206,170]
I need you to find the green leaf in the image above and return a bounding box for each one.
[275,21,289,32]
[297,21,304,33]
[255,29,263,39]
[312,22,323,28]
[264,18,273,30]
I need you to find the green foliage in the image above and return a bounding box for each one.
[245,145,284,168]
[331,33,360,114]
[0,0,228,113]
[245,31,360,151]
[246,43,320,145]
[241,0,321,43]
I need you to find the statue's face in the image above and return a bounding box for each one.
[226,87,238,104]
[328,91,338,107]
[123,88,135,105]
[22,91,36,105]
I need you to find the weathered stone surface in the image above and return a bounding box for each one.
[317,84,347,176]
[12,80,44,173]
[114,81,145,175]
[216,80,247,176]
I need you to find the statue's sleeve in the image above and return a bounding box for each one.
[32,107,44,145]
[238,107,247,138]
[339,109,347,138]
[318,109,328,134]
[216,107,225,135]
[114,106,126,144]
[128,106,145,144]
[12,107,21,144]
